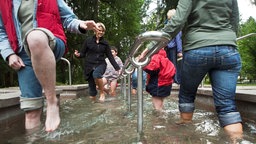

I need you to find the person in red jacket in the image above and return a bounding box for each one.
[0,0,99,132]
[143,48,176,111]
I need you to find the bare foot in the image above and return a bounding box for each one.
[132,89,137,95]
[110,91,116,97]
[45,100,60,132]
[90,96,96,102]
[104,88,110,96]
[175,119,192,125]
[99,93,105,102]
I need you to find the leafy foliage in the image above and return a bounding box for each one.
[237,17,256,82]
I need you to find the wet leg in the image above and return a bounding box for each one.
[224,123,243,143]
[96,78,105,102]
[102,78,110,95]
[25,109,42,130]
[152,96,164,111]
[109,80,117,96]
[176,112,193,124]
[27,30,60,132]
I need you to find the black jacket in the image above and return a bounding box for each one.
[78,35,120,79]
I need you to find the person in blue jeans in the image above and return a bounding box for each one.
[131,68,147,95]
[0,0,99,132]
[162,0,242,142]
[164,9,183,84]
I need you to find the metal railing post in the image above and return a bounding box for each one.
[60,57,72,85]
[137,65,144,134]
[127,73,132,111]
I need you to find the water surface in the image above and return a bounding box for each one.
[2,91,256,144]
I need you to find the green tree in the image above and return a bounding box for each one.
[238,17,256,82]
[0,0,179,87]
[59,0,145,85]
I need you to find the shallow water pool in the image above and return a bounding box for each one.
[2,90,256,144]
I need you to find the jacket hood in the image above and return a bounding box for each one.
[157,49,167,58]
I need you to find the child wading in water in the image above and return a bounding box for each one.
[143,48,176,111]
[102,46,123,97]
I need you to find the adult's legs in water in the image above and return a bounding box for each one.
[26,30,60,132]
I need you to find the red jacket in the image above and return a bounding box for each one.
[143,49,176,86]
[37,0,67,45]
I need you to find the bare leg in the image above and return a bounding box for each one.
[89,96,96,102]
[95,78,105,102]
[109,80,117,96]
[132,89,137,95]
[176,112,193,124]
[224,123,243,143]
[27,30,60,132]
[102,78,110,95]
[152,96,164,111]
[25,109,42,129]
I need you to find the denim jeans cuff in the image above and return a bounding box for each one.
[218,112,242,127]
[179,103,195,112]
[20,96,44,111]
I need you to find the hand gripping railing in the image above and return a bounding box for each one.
[121,31,171,135]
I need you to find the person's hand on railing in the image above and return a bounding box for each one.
[138,49,148,61]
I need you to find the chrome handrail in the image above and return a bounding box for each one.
[236,33,256,41]
[60,57,72,85]
[129,31,171,67]
[120,31,171,135]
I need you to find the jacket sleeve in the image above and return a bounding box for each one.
[175,31,182,53]
[106,45,120,71]
[0,18,15,61]
[58,0,82,34]
[161,0,192,38]
[143,54,160,71]
[116,56,123,69]
[79,39,87,58]
[231,0,239,34]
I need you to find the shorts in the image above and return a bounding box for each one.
[92,64,107,79]
[146,76,172,97]
[18,28,65,111]
[23,28,56,57]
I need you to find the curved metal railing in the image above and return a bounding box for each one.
[120,31,171,135]
[121,31,171,76]
[236,33,256,41]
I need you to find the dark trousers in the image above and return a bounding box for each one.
[165,47,181,84]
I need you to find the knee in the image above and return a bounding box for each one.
[26,30,48,53]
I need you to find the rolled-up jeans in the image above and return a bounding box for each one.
[178,45,242,127]
[18,37,65,111]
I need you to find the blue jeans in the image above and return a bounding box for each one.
[132,68,147,90]
[18,38,65,110]
[179,45,242,127]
